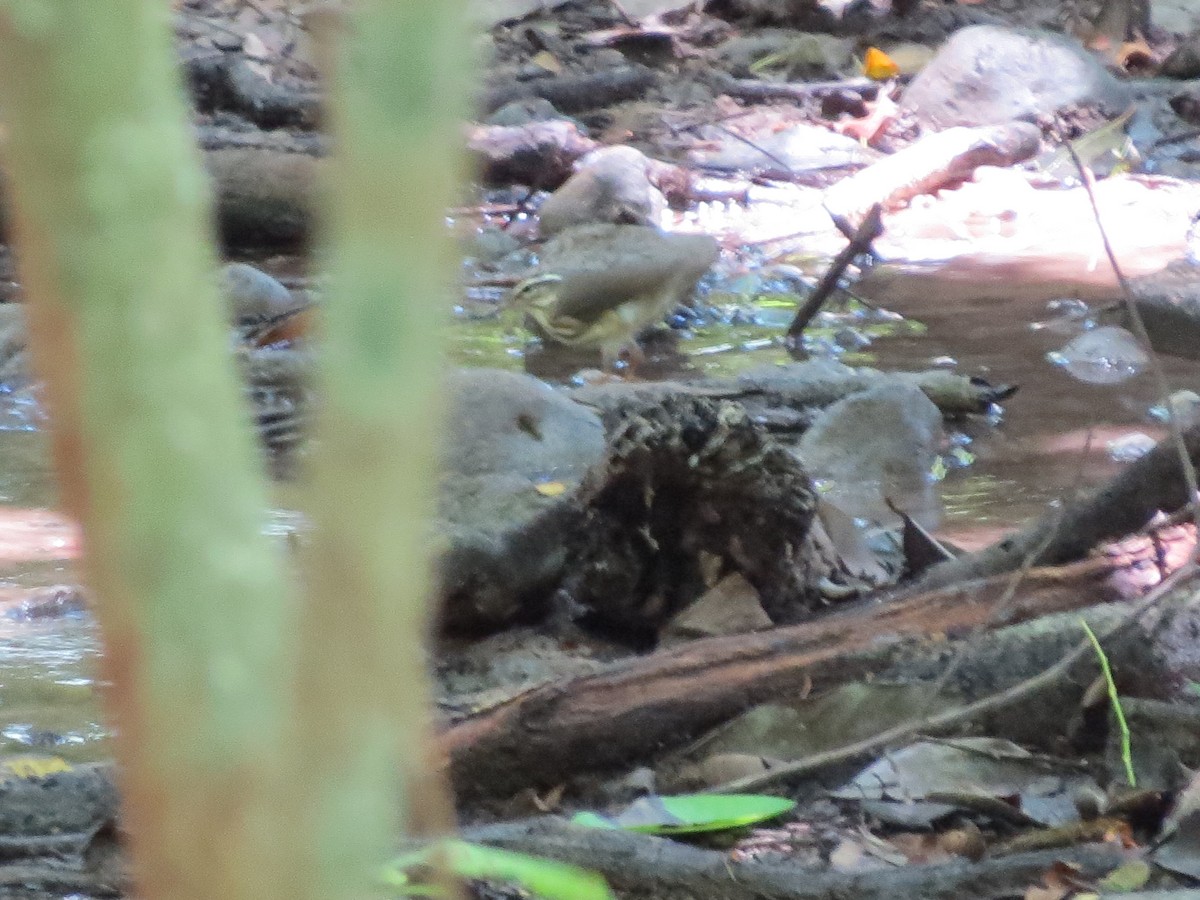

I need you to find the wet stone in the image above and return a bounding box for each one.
[436,368,606,633]
[901,25,1130,129]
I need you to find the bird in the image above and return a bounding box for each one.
[508,224,719,370]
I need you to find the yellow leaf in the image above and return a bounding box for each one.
[863,47,899,80]
[0,755,72,779]
[535,481,566,497]
[530,50,562,75]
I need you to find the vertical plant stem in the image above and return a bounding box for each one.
[292,1,471,897]
[0,3,294,899]
[1080,619,1135,787]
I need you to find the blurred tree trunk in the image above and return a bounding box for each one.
[288,1,470,896]
[0,1,468,898]
[0,4,296,897]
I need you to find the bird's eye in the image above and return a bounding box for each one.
[511,274,561,304]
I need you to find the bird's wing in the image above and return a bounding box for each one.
[551,235,720,321]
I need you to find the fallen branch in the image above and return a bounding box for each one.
[441,556,1133,802]
[823,122,1042,226]
[480,67,658,115]
[786,203,883,342]
[714,74,879,105]
[570,364,1014,426]
[712,563,1194,794]
[465,817,1130,900]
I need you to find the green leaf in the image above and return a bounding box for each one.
[572,793,795,835]
[1039,106,1135,180]
[382,840,614,900]
[1098,859,1151,892]
[570,811,619,830]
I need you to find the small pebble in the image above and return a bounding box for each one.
[1107,432,1157,462]
[222,263,298,321]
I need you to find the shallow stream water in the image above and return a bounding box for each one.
[0,427,102,760]
[0,258,1193,763]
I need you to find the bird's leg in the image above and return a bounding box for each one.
[602,340,645,374]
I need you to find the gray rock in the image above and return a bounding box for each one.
[797,381,943,529]
[901,25,1130,129]
[538,146,666,237]
[661,573,773,643]
[464,226,522,263]
[1156,0,1200,38]
[442,368,605,478]
[485,96,565,127]
[221,262,300,321]
[1169,84,1200,124]
[437,369,606,631]
[1101,259,1200,361]
[1163,29,1200,79]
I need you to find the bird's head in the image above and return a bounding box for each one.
[509,273,563,313]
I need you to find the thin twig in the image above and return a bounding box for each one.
[665,107,758,139]
[712,562,1196,794]
[785,203,882,342]
[1136,499,1199,536]
[922,504,1065,709]
[1067,145,1200,544]
[1150,127,1200,150]
[606,0,638,26]
[709,122,797,177]
[919,430,1093,708]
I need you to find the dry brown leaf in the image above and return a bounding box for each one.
[832,90,898,144]
[1116,38,1156,73]
[1024,860,1090,900]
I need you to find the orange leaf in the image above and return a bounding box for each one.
[252,306,316,348]
[1116,38,1155,73]
[863,47,899,80]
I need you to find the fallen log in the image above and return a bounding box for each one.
[823,122,1042,226]
[480,67,658,116]
[0,129,321,250]
[569,363,1014,429]
[714,74,880,105]
[440,556,1135,802]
